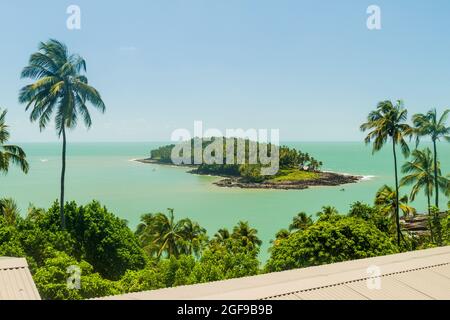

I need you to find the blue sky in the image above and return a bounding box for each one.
[1,0,450,142]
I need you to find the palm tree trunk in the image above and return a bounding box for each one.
[433,139,439,208]
[427,192,434,242]
[60,126,67,230]
[392,139,401,246]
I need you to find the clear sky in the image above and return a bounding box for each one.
[1,0,450,142]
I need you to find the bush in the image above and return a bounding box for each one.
[266,216,398,272]
[348,201,391,234]
[33,251,120,300]
[44,201,147,280]
[0,217,25,257]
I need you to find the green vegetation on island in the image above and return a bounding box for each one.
[145,138,360,189]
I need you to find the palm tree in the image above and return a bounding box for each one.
[0,109,29,175]
[135,209,204,259]
[26,205,46,222]
[289,212,313,231]
[0,198,20,226]
[19,40,106,229]
[135,213,160,256]
[400,148,448,242]
[412,109,450,209]
[401,149,448,214]
[231,221,262,249]
[317,206,339,218]
[179,219,207,257]
[144,209,185,258]
[375,185,416,221]
[210,228,231,248]
[361,100,413,245]
[269,229,290,248]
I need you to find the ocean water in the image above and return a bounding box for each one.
[1,141,449,261]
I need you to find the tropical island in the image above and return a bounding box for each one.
[137,138,362,190]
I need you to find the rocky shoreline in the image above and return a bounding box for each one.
[213,172,362,190]
[135,158,363,190]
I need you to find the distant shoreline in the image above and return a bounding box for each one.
[135,158,363,190]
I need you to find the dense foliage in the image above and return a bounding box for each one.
[266,212,398,272]
[0,200,260,300]
[150,138,323,182]
[1,194,448,300]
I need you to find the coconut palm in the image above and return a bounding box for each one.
[401,149,447,213]
[289,212,313,231]
[26,205,46,222]
[0,109,29,175]
[231,221,262,249]
[317,206,339,219]
[179,219,207,257]
[142,209,185,258]
[269,229,290,248]
[412,109,450,208]
[210,228,231,248]
[135,213,160,256]
[136,209,205,258]
[0,198,20,226]
[19,40,106,229]
[401,149,449,241]
[361,100,413,245]
[375,185,416,221]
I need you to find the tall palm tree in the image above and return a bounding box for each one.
[0,109,29,175]
[231,221,262,249]
[289,212,313,231]
[19,40,106,229]
[375,185,416,221]
[361,100,413,245]
[412,109,450,208]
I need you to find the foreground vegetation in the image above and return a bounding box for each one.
[0,195,448,300]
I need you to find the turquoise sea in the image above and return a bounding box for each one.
[1,142,449,261]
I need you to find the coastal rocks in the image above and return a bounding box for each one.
[135,158,363,190]
[214,172,362,190]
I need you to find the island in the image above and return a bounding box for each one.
[137,138,362,190]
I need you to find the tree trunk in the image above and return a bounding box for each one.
[427,192,434,242]
[60,126,67,230]
[392,139,401,246]
[433,139,439,209]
